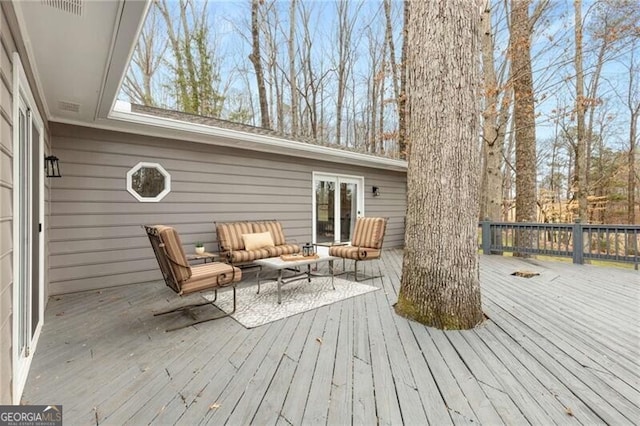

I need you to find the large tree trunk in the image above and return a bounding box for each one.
[395,0,484,330]
[511,0,538,254]
[249,0,271,129]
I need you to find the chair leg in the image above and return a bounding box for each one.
[153,297,214,316]
[162,287,237,332]
[351,259,384,282]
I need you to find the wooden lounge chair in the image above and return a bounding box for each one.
[329,217,388,281]
[144,225,242,331]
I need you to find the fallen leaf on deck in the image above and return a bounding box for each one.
[209,403,221,410]
[511,270,540,278]
[316,337,323,344]
[565,407,573,416]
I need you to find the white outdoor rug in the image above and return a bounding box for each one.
[206,276,378,328]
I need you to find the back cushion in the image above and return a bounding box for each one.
[156,225,192,283]
[253,221,286,246]
[217,222,253,251]
[242,232,275,251]
[352,217,386,249]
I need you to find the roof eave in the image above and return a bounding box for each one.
[105,107,408,172]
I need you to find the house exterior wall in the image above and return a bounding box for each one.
[0,6,15,404]
[0,3,50,404]
[49,123,406,295]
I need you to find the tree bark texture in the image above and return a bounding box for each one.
[511,0,538,254]
[396,0,484,330]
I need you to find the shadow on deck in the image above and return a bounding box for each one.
[22,249,640,424]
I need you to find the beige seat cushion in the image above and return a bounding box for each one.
[181,262,242,295]
[230,248,271,263]
[242,232,275,250]
[266,244,300,257]
[329,245,380,261]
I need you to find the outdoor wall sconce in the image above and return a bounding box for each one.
[44,155,62,178]
[372,186,380,197]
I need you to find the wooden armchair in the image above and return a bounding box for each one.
[144,225,242,331]
[329,217,388,281]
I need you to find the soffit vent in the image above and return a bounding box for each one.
[58,100,80,113]
[41,0,83,16]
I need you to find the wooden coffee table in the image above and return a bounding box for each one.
[255,254,338,304]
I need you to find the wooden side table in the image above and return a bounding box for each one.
[186,252,220,264]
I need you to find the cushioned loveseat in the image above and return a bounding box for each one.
[215,220,300,265]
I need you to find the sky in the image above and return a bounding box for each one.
[123,0,638,160]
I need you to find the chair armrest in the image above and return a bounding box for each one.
[354,245,372,260]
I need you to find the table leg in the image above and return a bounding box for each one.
[277,269,283,304]
[307,264,311,282]
[330,260,335,289]
[256,268,261,294]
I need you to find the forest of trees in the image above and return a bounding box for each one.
[121,0,640,225]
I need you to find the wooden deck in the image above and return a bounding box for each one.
[22,249,639,425]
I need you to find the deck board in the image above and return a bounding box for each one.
[21,248,639,425]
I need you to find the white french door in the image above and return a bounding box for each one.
[13,53,45,403]
[312,173,364,244]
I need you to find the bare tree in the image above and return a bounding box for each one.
[480,0,511,221]
[574,0,591,220]
[396,0,484,330]
[122,5,167,106]
[249,0,271,128]
[511,0,538,241]
[333,1,359,145]
[155,0,224,116]
[288,0,299,136]
[624,46,640,224]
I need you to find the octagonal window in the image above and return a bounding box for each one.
[126,162,171,202]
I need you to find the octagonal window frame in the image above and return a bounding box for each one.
[126,161,171,202]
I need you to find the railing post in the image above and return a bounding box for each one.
[481,218,492,255]
[573,218,584,264]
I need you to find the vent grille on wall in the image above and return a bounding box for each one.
[58,101,80,113]
[41,0,83,16]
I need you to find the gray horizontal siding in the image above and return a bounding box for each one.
[49,123,406,294]
[0,2,15,404]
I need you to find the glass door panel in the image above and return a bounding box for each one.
[313,174,363,244]
[17,104,30,357]
[13,52,45,403]
[31,121,40,338]
[339,182,358,241]
[315,179,336,243]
